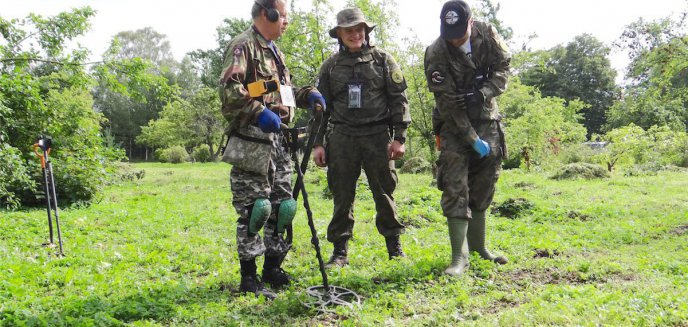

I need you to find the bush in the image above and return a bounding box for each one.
[399,157,432,174]
[192,144,212,163]
[157,146,190,163]
[491,198,535,219]
[551,163,610,180]
[0,144,36,209]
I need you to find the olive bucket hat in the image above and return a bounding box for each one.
[329,7,376,38]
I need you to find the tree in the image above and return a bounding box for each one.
[92,27,175,160]
[607,13,688,132]
[519,34,618,138]
[500,77,588,170]
[0,8,125,207]
[137,87,225,159]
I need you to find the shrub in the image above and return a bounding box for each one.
[0,144,36,209]
[491,198,535,219]
[551,163,610,180]
[192,144,212,163]
[158,146,190,163]
[399,157,432,174]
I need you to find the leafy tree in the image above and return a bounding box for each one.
[607,14,687,132]
[189,18,251,89]
[92,27,175,160]
[520,34,619,137]
[137,87,225,159]
[500,77,588,170]
[0,8,125,207]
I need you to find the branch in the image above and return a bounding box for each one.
[0,57,102,66]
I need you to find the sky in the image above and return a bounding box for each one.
[2,0,687,81]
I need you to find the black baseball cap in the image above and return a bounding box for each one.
[440,0,472,40]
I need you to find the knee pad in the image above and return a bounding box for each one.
[277,198,297,233]
[249,198,272,234]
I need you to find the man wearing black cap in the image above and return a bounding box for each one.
[312,7,411,268]
[424,0,510,276]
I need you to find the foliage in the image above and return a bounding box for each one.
[499,77,588,170]
[3,164,687,325]
[550,162,610,180]
[156,146,190,163]
[0,8,128,207]
[192,144,212,163]
[519,34,619,137]
[91,27,177,160]
[491,197,534,219]
[607,13,688,132]
[137,87,225,159]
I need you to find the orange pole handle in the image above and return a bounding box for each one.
[33,144,49,169]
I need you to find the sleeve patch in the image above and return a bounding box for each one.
[391,69,404,84]
[430,71,446,84]
[233,47,243,56]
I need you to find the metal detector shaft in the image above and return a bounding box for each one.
[46,160,64,256]
[40,154,55,245]
[284,127,330,292]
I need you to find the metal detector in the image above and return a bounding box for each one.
[33,136,64,256]
[282,109,361,312]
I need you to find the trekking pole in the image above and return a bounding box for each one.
[33,136,64,256]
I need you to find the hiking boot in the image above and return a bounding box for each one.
[325,239,349,268]
[385,235,405,259]
[239,259,276,299]
[262,255,292,288]
[239,274,277,300]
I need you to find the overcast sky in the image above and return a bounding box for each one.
[2,0,686,80]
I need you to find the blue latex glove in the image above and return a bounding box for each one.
[472,138,491,158]
[257,108,281,133]
[307,90,327,112]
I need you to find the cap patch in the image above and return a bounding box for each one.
[445,10,459,25]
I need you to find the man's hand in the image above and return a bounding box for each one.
[307,90,327,112]
[257,107,281,133]
[471,138,490,158]
[388,140,405,161]
[313,145,327,167]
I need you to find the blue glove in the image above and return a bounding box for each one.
[472,138,491,158]
[257,108,281,133]
[307,90,327,112]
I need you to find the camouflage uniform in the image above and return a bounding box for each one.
[315,46,411,244]
[424,20,510,219]
[219,26,314,261]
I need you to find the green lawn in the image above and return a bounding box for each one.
[1,163,687,326]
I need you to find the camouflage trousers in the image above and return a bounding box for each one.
[325,129,405,243]
[436,120,504,219]
[231,132,293,261]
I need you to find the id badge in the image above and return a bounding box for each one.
[348,83,362,109]
[280,84,296,107]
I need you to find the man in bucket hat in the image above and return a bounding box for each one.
[312,7,412,268]
[424,0,511,276]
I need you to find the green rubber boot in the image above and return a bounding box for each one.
[445,218,470,277]
[467,210,508,265]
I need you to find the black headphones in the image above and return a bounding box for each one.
[255,0,280,23]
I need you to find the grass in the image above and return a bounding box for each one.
[1,163,687,326]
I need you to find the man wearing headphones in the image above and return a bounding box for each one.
[312,8,411,268]
[219,0,326,299]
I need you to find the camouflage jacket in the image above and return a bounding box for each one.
[219,26,315,132]
[424,20,511,145]
[314,46,411,145]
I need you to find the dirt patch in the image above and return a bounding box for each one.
[671,225,688,236]
[533,249,560,258]
[567,211,593,221]
[513,182,536,190]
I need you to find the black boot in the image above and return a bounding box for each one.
[325,239,349,268]
[239,259,276,299]
[262,255,292,289]
[385,235,405,259]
